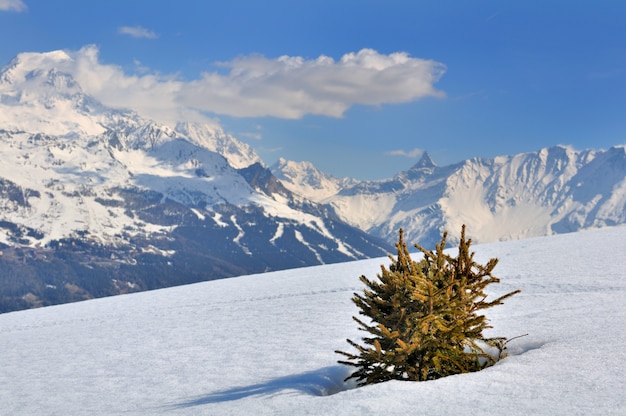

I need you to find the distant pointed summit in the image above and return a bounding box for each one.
[411,151,436,170]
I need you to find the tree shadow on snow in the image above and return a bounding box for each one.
[172,365,356,408]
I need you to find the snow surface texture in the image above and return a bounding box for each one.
[1,225,624,415]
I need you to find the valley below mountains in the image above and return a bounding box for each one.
[1,49,625,313]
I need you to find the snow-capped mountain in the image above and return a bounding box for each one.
[0,50,389,312]
[0,50,111,136]
[271,158,360,202]
[175,121,263,169]
[3,48,624,313]
[273,147,626,246]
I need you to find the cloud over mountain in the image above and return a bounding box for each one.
[42,46,445,125]
[180,49,446,118]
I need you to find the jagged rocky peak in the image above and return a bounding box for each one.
[237,162,292,199]
[410,151,437,170]
[400,151,438,181]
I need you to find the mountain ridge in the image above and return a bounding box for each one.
[1,49,625,313]
[273,145,626,246]
[0,50,390,312]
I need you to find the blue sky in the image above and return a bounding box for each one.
[1,0,625,179]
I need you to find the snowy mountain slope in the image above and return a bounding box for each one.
[0,50,103,136]
[274,147,626,246]
[0,225,624,415]
[0,50,390,312]
[271,157,360,201]
[175,121,263,169]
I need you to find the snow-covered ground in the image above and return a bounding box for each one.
[1,225,625,415]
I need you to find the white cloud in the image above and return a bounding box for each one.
[181,49,446,118]
[118,26,158,39]
[386,148,424,158]
[0,0,27,12]
[66,46,209,127]
[59,46,445,126]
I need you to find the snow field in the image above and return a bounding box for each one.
[0,225,624,415]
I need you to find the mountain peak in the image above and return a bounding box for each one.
[0,50,81,99]
[1,50,72,85]
[410,151,436,170]
[271,158,359,202]
[175,121,263,169]
[273,157,318,174]
[0,49,113,136]
[20,49,72,65]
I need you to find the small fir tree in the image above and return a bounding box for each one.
[336,225,520,386]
